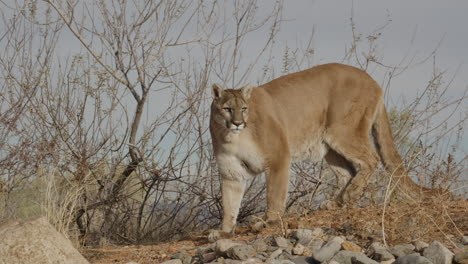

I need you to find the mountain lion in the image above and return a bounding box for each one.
[209,63,441,241]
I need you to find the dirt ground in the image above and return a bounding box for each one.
[82,199,468,264]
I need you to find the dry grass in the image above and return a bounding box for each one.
[287,199,467,247]
[41,168,87,246]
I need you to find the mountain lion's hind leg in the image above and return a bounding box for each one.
[322,149,355,209]
[325,133,379,207]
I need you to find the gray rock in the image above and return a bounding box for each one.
[197,247,213,256]
[308,239,324,252]
[311,228,324,237]
[171,251,185,259]
[160,260,182,264]
[255,252,269,261]
[269,248,283,260]
[333,236,347,242]
[182,256,191,264]
[281,249,294,260]
[224,259,243,264]
[330,251,379,264]
[290,256,315,264]
[275,236,292,248]
[227,245,256,261]
[243,258,265,264]
[263,235,276,245]
[290,228,324,246]
[367,242,394,261]
[371,248,394,261]
[268,260,296,264]
[341,221,354,233]
[268,246,280,252]
[251,239,269,252]
[0,217,90,264]
[283,247,293,256]
[394,253,433,264]
[201,252,217,263]
[214,239,242,256]
[171,250,191,264]
[414,241,429,252]
[366,242,384,253]
[389,244,416,257]
[290,229,314,245]
[312,237,344,262]
[423,241,454,264]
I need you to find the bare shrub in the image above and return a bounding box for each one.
[0,0,286,244]
[0,1,60,221]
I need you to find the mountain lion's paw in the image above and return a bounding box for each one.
[207,229,232,242]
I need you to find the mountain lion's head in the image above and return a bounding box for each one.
[211,83,253,133]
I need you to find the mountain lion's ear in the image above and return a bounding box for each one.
[212,83,224,100]
[240,84,254,100]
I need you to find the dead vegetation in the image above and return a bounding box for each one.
[0,0,466,251]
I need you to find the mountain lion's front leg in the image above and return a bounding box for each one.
[208,177,245,242]
[265,155,291,226]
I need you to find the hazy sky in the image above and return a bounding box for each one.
[279,0,468,91]
[282,0,468,62]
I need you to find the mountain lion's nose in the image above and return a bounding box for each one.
[232,120,243,127]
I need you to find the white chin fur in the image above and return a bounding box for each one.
[228,124,245,132]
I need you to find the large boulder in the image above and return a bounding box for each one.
[0,217,89,264]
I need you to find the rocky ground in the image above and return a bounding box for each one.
[82,199,468,264]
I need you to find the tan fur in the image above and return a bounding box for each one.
[209,63,442,240]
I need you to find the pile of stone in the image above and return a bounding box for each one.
[158,228,468,264]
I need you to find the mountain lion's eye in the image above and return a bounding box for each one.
[223,108,231,113]
[241,107,247,112]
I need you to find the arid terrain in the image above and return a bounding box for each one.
[82,199,468,264]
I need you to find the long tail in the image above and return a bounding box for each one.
[372,101,444,202]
